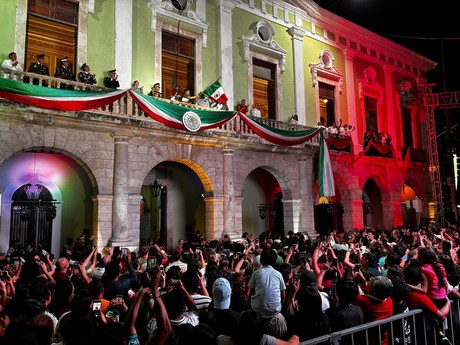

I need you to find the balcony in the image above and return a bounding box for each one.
[0,68,320,151]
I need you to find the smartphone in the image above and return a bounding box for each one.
[332,258,338,265]
[2,270,9,279]
[71,263,80,270]
[354,264,361,272]
[121,247,128,256]
[93,300,102,318]
[147,256,156,269]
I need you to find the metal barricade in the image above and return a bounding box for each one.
[300,302,459,345]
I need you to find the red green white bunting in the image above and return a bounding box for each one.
[0,77,126,111]
[239,112,321,146]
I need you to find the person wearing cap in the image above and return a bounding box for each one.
[54,57,75,88]
[209,277,241,339]
[2,52,23,81]
[248,248,287,338]
[78,63,97,85]
[104,69,120,89]
[27,53,49,86]
[148,82,162,97]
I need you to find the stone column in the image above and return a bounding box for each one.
[351,200,364,230]
[223,147,240,239]
[109,135,131,246]
[383,64,397,148]
[92,195,113,248]
[287,26,307,125]
[115,0,132,88]
[204,196,224,240]
[344,49,359,151]
[304,156,316,234]
[282,199,301,234]
[216,0,235,108]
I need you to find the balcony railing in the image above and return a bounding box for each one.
[0,68,320,147]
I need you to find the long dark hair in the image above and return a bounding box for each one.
[418,247,445,289]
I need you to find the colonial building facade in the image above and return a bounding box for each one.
[0,0,435,255]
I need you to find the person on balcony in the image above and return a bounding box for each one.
[1,52,23,81]
[104,69,120,89]
[54,57,75,89]
[78,63,97,85]
[148,82,162,97]
[27,53,49,86]
[250,103,262,117]
[236,99,248,114]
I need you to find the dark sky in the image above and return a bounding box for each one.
[313,0,460,93]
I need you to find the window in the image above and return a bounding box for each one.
[401,107,413,148]
[242,20,285,119]
[319,82,336,126]
[253,59,276,119]
[364,97,378,132]
[25,0,78,79]
[309,50,343,126]
[162,31,195,96]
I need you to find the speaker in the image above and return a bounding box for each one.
[314,203,344,235]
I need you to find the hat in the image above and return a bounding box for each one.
[300,270,317,287]
[81,63,88,70]
[36,54,45,59]
[109,69,116,73]
[60,57,68,62]
[153,83,160,87]
[212,278,231,309]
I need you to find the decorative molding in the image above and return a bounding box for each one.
[88,0,95,13]
[287,26,306,41]
[357,66,385,105]
[309,49,344,93]
[242,20,287,72]
[149,0,208,47]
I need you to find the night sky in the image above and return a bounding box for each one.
[312,0,460,93]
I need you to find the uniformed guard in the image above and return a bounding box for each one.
[54,57,75,89]
[104,69,120,89]
[78,63,97,85]
[27,53,49,86]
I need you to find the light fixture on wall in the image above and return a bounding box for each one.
[25,153,42,200]
[150,180,163,198]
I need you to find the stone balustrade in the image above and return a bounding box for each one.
[0,68,320,148]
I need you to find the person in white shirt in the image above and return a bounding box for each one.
[2,52,23,80]
[250,103,262,117]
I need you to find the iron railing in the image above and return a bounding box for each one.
[301,299,460,345]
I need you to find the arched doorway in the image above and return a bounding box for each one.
[10,184,57,253]
[242,168,284,239]
[140,161,210,250]
[362,178,383,229]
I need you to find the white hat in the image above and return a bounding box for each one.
[212,278,231,309]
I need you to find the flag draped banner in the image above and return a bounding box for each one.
[239,112,320,146]
[129,90,237,130]
[0,77,126,111]
[203,79,228,103]
[318,133,336,197]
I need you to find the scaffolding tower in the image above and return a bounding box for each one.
[421,84,460,225]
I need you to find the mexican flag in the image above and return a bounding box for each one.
[318,134,335,197]
[203,79,228,103]
[171,69,178,97]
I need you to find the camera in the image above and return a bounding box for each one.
[353,264,361,272]
[121,247,128,256]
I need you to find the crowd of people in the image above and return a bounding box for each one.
[363,129,392,149]
[319,119,356,138]
[0,223,459,345]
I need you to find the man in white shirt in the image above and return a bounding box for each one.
[2,52,23,80]
[250,103,262,117]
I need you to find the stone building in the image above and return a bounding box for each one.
[0,0,434,255]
